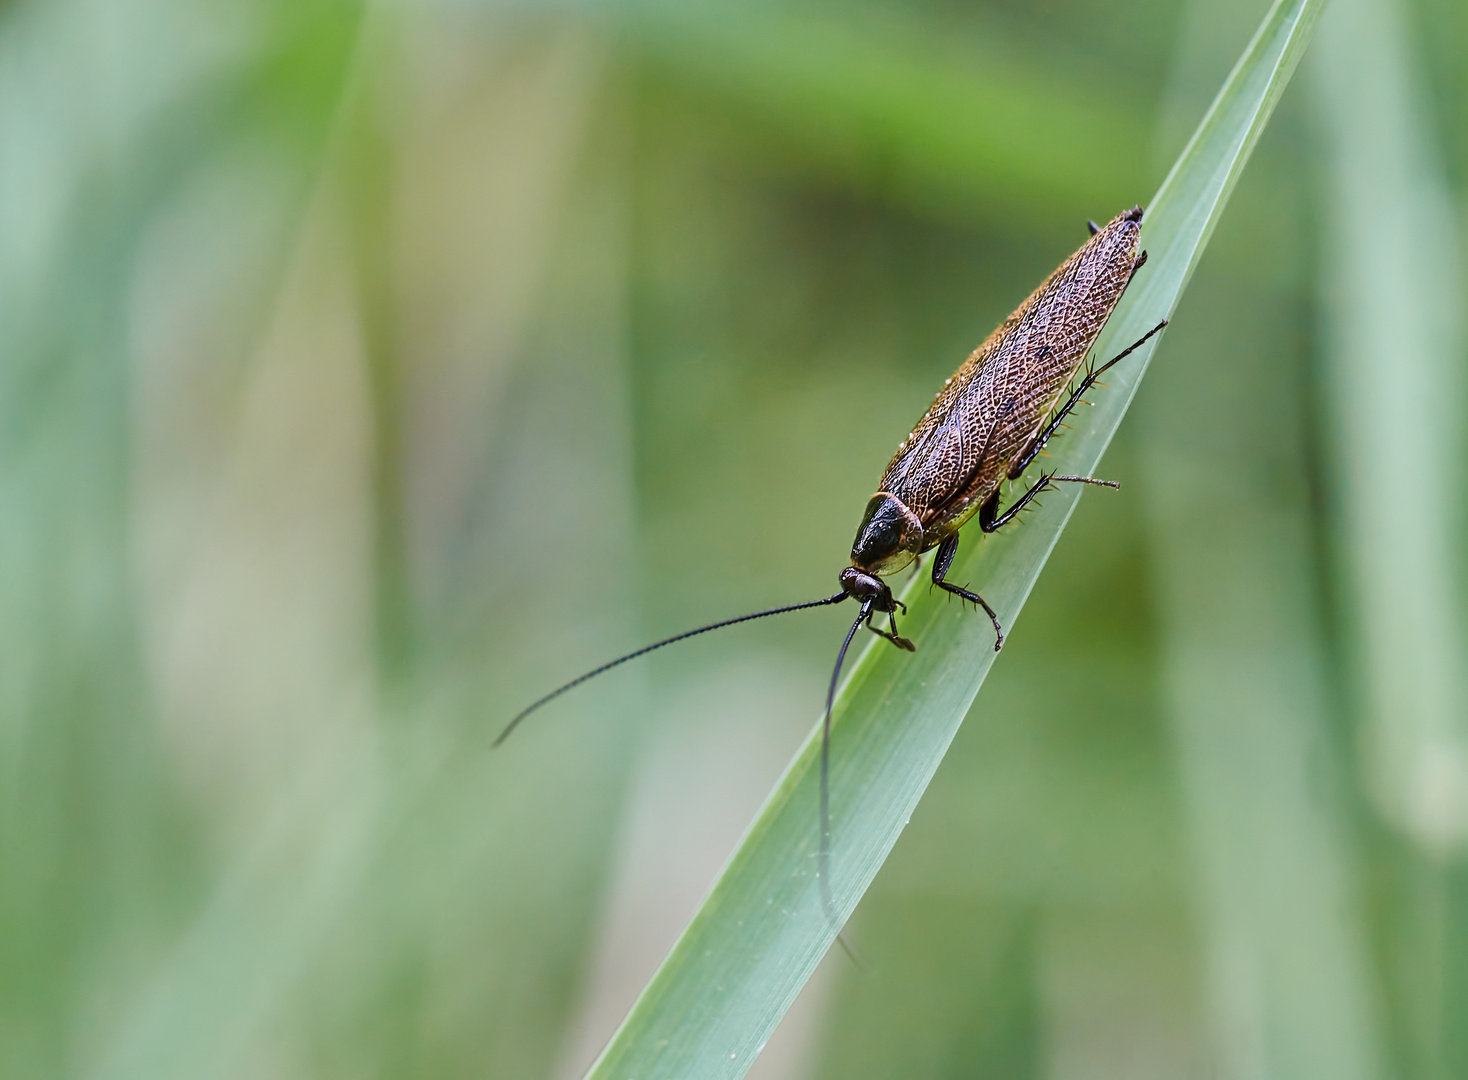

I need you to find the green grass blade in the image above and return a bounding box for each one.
[585,2,1328,1077]
[1315,0,1468,851]
[1133,4,1386,1076]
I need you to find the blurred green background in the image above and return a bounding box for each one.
[2,0,1465,1077]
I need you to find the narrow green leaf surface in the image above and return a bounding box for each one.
[585,2,1328,1077]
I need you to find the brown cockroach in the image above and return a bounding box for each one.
[497,206,1166,907]
[832,205,1163,686]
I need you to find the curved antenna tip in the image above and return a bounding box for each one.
[496,590,850,748]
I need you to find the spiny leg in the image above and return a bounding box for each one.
[1051,475,1120,489]
[1006,318,1169,482]
[979,472,1049,532]
[980,470,1120,537]
[986,324,1166,528]
[930,533,1003,651]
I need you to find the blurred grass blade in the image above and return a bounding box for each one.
[585,2,1327,1077]
[1312,1,1468,1065]
[625,3,1146,221]
[1136,2,1386,1076]
[1315,0,1468,852]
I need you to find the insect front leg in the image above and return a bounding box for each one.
[929,534,1004,651]
[864,604,915,651]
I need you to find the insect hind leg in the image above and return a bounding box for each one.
[930,534,1004,651]
[979,321,1169,535]
[1006,318,1168,482]
[980,471,1121,543]
[979,470,1055,532]
[1052,474,1120,490]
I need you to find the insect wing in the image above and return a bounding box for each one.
[882,367,1013,520]
[882,212,1142,529]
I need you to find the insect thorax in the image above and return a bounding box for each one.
[849,492,924,576]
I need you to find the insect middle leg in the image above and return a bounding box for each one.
[930,534,1004,651]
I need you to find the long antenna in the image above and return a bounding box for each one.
[818,600,871,925]
[495,590,850,746]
